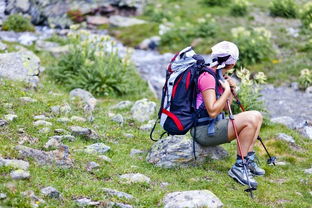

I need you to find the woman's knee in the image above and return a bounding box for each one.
[247,111,262,127]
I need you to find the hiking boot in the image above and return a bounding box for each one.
[228,161,258,188]
[247,152,265,176]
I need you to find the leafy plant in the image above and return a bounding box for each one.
[48,30,148,97]
[300,2,312,30]
[298,68,312,90]
[231,27,274,67]
[2,14,35,32]
[229,68,267,114]
[230,0,249,17]
[269,0,298,18]
[201,0,231,6]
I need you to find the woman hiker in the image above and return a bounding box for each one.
[190,41,265,188]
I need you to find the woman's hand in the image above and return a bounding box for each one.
[224,75,236,88]
[218,79,231,92]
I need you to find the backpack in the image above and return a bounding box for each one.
[150,47,222,143]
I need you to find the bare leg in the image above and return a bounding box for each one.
[248,111,263,152]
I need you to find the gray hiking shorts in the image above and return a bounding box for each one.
[190,118,230,146]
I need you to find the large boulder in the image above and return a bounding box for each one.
[146,135,228,168]
[0,50,40,87]
[163,190,223,208]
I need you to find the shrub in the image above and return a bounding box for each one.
[298,69,312,90]
[48,30,148,97]
[231,27,274,67]
[230,0,249,17]
[2,14,35,32]
[269,0,298,18]
[201,0,231,6]
[300,2,312,30]
[144,5,172,23]
[229,68,267,114]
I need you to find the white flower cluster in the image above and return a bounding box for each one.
[231,26,271,40]
[236,67,267,87]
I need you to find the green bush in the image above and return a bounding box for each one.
[269,0,298,18]
[230,0,249,17]
[201,0,231,6]
[230,68,267,114]
[300,2,312,30]
[231,27,274,67]
[298,69,312,90]
[144,5,172,23]
[48,30,149,97]
[2,14,35,32]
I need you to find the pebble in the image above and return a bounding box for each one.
[41,187,60,199]
[70,116,86,122]
[85,143,111,154]
[119,173,151,184]
[304,167,312,174]
[10,170,30,180]
[98,155,112,163]
[277,133,295,143]
[0,193,7,199]
[75,198,100,206]
[4,114,18,121]
[86,161,100,172]
[33,115,49,120]
[20,97,37,103]
[33,120,52,127]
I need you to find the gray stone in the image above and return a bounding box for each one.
[277,133,295,143]
[85,143,110,154]
[109,202,133,208]
[276,161,287,166]
[0,51,40,86]
[103,188,134,200]
[62,135,76,142]
[36,40,59,51]
[123,133,134,138]
[51,104,71,115]
[41,186,60,199]
[18,33,37,46]
[111,101,133,109]
[306,86,312,94]
[139,120,154,131]
[4,114,17,121]
[0,31,19,42]
[75,198,100,207]
[0,119,8,127]
[163,190,223,208]
[70,116,86,122]
[39,127,50,134]
[15,145,73,168]
[0,41,7,51]
[51,106,61,115]
[20,97,37,103]
[69,88,96,114]
[69,126,99,140]
[33,115,49,120]
[54,129,68,134]
[109,15,146,27]
[57,117,70,123]
[130,149,145,157]
[98,155,112,163]
[302,126,312,139]
[146,135,228,168]
[22,190,45,208]
[10,169,30,180]
[86,161,100,172]
[18,135,39,144]
[119,173,150,184]
[290,82,299,90]
[44,138,61,149]
[131,99,156,122]
[33,120,52,127]
[87,16,109,25]
[138,36,161,50]
[271,116,295,129]
[0,193,7,199]
[112,114,124,124]
[48,45,70,57]
[2,158,29,170]
[304,167,312,174]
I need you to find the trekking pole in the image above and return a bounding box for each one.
[218,70,256,198]
[230,88,277,166]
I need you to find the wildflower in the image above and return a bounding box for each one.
[272,59,280,64]
[254,72,267,84]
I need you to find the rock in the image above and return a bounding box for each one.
[111,114,124,124]
[0,193,7,199]
[33,120,52,127]
[138,36,161,50]
[20,97,37,103]
[130,149,145,157]
[302,126,312,139]
[103,188,134,200]
[304,167,312,174]
[111,101,133,109]
[277,133,295,143]
[119,173,150,184]
[109,202,133,208]
[18,33,38,46]
[41,187,60,199]
[85,143,110,154]
[22,190,45,207]
[0,41,7,51]
[109,15,146,27]
[131,99,156,122]
[0,119,8,127]
[146,135,228,168]
[0,51,41,87]
[62,135,76,141]
[69,88,97,114]
[276,161,287,166]
[2,158,29,170]
[163,190,223,208]
[271,116,295,129]
[75,198,100,207]
[51,104,71,115]
[160,182,170,189]
[0,31,19,42]
[290,82,299,90]
[286,27,299,38]
[123,133,134,138]
[57,117,70,123]
[87,16,109,25]
[306,86,312,94]
[10,169,30,180]
[69,126,99,140]
[19,135,39,144]
[4,114,17,121]
[33,115,49,120]
[139,120,155,131]
[86,161,100,172]
[70,116,86,122]
[39,127,50,134]
[98,155,112,163]
[36,40,60,51]
[15,145,73,168]
[44,138,62,149]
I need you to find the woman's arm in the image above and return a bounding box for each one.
[202,79,231,118]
